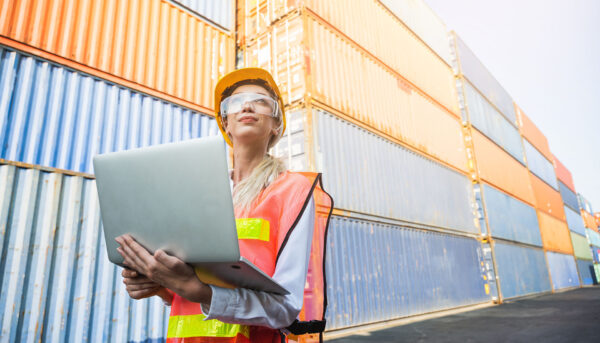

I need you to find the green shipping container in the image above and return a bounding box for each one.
[571,232,593,260]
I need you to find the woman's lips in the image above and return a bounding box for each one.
[239,115,258,122]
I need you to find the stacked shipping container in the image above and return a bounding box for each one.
[238,0,492,335]
[0,0,233,341]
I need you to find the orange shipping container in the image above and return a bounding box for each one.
[471,129,535,205]
[239,0,459,115]
[0,0,235,113]
[582,210,598,231]
[537,211,573,254]
[552,155,576,192]
[243,14,468,174]
[530,173,566,221]
[515,104,553,162]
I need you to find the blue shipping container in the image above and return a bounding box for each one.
[545,251,580,290]
[559,180,580,212]
[482,184,542,246]
[0,46,219,174]
[315,109,479,234]
[493,242,551,299]
[587,228,600,247]
[523,140,558,190]
[576,259,596,285]
[565,205,587,236]
[325,216,490,330]
[463,80,524,163]
[170,0,233,30]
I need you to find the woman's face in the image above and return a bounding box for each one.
[223,84,280,149]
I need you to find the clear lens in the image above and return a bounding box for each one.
[221,93,278,118]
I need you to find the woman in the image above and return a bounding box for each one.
[116,68,332,343]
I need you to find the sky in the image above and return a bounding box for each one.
[424,0,600,211]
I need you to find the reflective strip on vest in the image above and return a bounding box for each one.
[236,218,270,241]
[167,314,250,339]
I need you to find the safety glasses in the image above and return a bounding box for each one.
[220,92,279,118]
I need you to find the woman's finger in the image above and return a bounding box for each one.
[154,249,184,270]
[122,268,138,278]
[122,235,156,267]
[123,275,155,285]
[117,238,149,274]
[129,288,160,300]
[126,283,160,292]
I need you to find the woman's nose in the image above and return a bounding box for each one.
[241,101,254,113]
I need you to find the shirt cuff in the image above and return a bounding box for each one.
[202,285,236,320]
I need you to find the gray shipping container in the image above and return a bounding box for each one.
[169,0,234,30]
[523,140,558,190]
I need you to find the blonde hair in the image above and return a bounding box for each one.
[233,154,286,211]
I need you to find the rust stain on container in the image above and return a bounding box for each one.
[537,211,573,255]
[515,104,553,163]
[0,0,235,113]
[471,129,534,206]
[529,173,565,221]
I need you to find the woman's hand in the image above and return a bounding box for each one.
[122,268,163,299]
[115,234,212,305]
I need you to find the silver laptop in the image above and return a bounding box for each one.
[93,136,288,295]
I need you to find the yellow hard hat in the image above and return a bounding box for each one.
[214,68,286,147]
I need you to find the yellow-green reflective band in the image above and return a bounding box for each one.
[236,218,270,241]
[167,314,250,338]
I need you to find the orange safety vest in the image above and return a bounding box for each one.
[167,171,333,343]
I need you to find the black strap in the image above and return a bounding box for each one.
[286,319,327,335]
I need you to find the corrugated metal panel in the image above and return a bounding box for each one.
[530,174,565,220]
[545,251,580,290]
[482,184,541,246]
[591,246,600,264]
[0,46,219,174]
[0,0,234,111]
[587,229,600,247]
[471,129,534,206]
[462,79,524,163]
[576,259,596,285]
[270,109,309,171]
[244,15,468,173]
[571,232,593,260]
[314,109,478,234]
[169,0,233,30]
[240,1,459,113]
[524,140,558,190]
[581,210,598,231]
[538,211,572,254]
[516,106,554,162]
[565,205,587,236]
[325,216,490,330]
[453,33,515,124]
[0,164,169,342]
[578,194,594,214]
[596,264,600,283]
[559,180,580,212]
[379,0,452,65]
[493,242,550,299]
[553,155,576,193]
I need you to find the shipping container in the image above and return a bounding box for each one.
[240,1,459,113]
[243,15,468,173]
[571,232,593,260]
[553,155,576,193]
[591,246,600,264]
[530,173,565,220]
[516,106,554,163]
[0,46,219,174]
[587,229,600,247]
[0,164,169,343]
[537,211,572,255]
[471,129,534,206]
[481,183,541,246]
[379,0,452,65]
[452,33,515,124]
[0,0,234,112]
[325,216,490,330]
[493,242,551,299]
[170,0,234,30]
[581,210,598,231]
[314,109,478,234]
[545,251,580,290]
[576,259,596,285]
[461,79,524,163]
[578,194,594,214]
[565,205,587,236]
[523,140,558,190]
[559,180,580,212]
[595,264,600,284]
